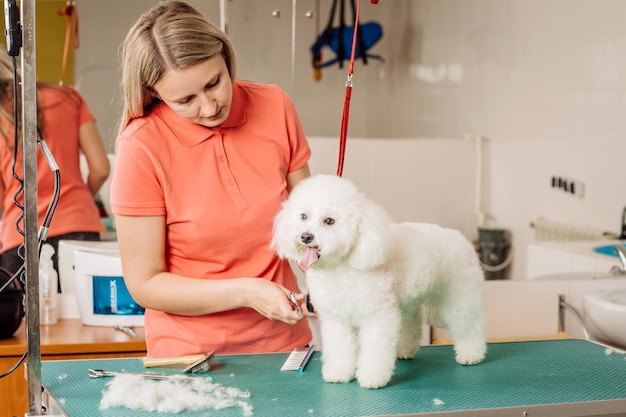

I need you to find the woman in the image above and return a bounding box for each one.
[110,0,313,356]
[0,54,110,286]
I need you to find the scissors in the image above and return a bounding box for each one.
[88,369,196,381]
[289,291,302,317]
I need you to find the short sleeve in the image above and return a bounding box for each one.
[109,131,166,216]
[282,90,311,173]
[68,87,96,126]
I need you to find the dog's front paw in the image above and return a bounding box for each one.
[356,368,393,389]
[396,340,419,360]
[454,341,487,365]
[322,364,355,384]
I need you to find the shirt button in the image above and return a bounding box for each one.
[219,156,225,163]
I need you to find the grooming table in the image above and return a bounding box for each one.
[41,339,626,417]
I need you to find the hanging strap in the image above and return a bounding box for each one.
[337,0,346,68]
[336,0,362,177]
[351,0,368,66]
[58,1,79,86]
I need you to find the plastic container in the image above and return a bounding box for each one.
[39,243,58,325]
[475,228,513,280]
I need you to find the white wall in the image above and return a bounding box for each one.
[307,136,479,238]
[74,0,626,280]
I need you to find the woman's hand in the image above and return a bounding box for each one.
[243,279,309,325]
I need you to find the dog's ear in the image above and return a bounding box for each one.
[271,202,292,260]
[349,197,392,271]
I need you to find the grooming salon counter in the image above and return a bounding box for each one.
[0,319,146,417]
[41,339,626,417]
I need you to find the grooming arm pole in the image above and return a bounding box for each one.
[20,0,43,415]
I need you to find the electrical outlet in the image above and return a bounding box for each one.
[550,176,584,198]
[570,180,584,198]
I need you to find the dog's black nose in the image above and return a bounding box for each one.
[301,232,314,244]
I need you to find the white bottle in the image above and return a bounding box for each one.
[39,243,58,325]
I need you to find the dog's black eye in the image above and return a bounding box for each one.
[300,213,307,220]
[324,217,335,225]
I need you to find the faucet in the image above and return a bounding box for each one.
[620,206,626,239]
[609,244,626,275]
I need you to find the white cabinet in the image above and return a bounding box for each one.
[527,241,621,279]
[434,277,626,343]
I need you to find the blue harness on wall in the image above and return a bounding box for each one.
[310,0,384,70]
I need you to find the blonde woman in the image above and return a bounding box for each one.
[0,54,110,286]
[110,0,313,356]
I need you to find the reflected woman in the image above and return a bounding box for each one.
[0,53,110,287]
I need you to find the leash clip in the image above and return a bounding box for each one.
[345,74,353,87]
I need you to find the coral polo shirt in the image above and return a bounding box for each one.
[0,86,105,252]
[110,81,313,355]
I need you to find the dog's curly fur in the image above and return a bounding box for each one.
[271,174,487,389]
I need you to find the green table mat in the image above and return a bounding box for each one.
[41,339,626,417]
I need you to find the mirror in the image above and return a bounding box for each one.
[8,0,626,287]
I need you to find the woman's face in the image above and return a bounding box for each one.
[154,55,233,128]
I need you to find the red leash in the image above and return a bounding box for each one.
[336,0,378,177]
[58,1,79,86]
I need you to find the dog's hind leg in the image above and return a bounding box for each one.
[396,305,423,359]
[448,321,487,365]
[440,278,487,365]
[319,319,358,384]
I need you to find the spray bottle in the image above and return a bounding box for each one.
[39,243,58,325]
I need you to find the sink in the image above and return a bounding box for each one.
[593,243,626,258]
[582,289,626,349]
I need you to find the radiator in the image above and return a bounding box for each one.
[530,216,616,242]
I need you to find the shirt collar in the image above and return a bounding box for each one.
[154,81,247,148]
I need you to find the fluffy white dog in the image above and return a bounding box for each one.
[271,174,487,389]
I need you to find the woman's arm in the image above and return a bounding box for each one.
[0,176,4,212]
[114,214,307,325]
[78,120,110,195]
[286,163,311,192]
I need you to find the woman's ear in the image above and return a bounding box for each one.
[349,197,392,271]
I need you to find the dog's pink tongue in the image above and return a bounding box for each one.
[299,247,319,272]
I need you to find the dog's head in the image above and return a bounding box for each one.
[271,174,392,272]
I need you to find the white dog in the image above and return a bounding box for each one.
[271,174,487,389]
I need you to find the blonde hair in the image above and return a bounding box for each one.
[0,54,79,150]
[118,0,237,135]
[0,54,24,149]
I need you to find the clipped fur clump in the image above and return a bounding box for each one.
[272,174,487,389]
[99,374,253,415]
